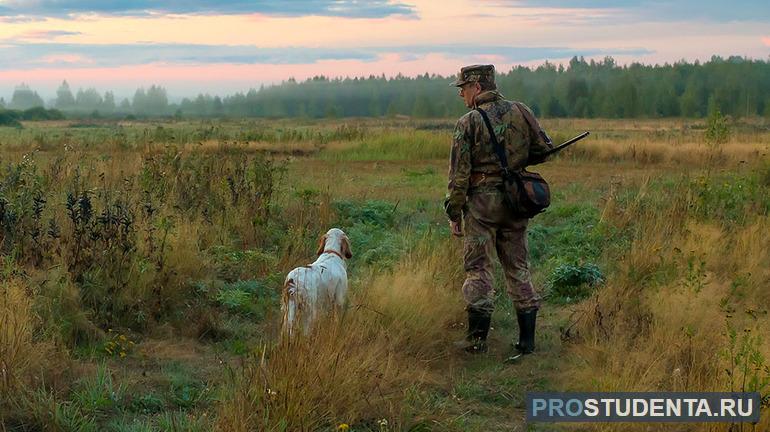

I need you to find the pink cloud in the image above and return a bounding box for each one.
[762,36,770,47]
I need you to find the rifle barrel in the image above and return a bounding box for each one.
[543,131,590,157]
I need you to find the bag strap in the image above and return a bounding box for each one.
[512,101,537,132]
[475,107,512,180]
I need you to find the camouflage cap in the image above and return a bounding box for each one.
[450,64,495,87]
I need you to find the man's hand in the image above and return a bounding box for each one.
[449,220,463,237]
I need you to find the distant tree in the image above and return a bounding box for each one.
[9,84,44,110]
[705,104,730,147]
[132,88,146,115]
[386,101,398,117]
[29,57,770,120]
[368,89,382,117]
[764,97,770,118]
[212,96,223,116]
[566,77,589,115]
[545,95,567,118]
[55,80,76,109]
[653,85,680,117]
[75,88,103,112]
[133,85,168,116]
[412,93,433,118]
[325,104,340,118]
[102,91,116,112]
[146,85,168,115]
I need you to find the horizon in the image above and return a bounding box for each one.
[0,0,768,100]
[2,55,768,104]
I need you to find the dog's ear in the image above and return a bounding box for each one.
[316,234,327,256]
[341,235,353,259]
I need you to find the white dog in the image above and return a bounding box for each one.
[282,228,352,336]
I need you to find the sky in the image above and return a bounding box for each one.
[0,0,768,101]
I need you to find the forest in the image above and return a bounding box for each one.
[2,55,769,119]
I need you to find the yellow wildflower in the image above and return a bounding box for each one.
[337,424,350,431]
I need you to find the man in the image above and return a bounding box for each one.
[444,64,553,359]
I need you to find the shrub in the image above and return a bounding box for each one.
[705,107,730,147]
[0,109,22,127]
[22,107,66,121]
[333,199,398,227]
[214,279,279,319]
[547,262,604,303]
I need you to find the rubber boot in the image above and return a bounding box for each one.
[506,308,537,363]
[462,308,491,354]
[515,308,537,353]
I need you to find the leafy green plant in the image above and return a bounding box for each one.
[721,321,770,406]
[547,263,604,303]
[214,279,279,319]
[705,106,730,147]
[129,392,166,414]
[216,288,253,315]
[334,199,398,227]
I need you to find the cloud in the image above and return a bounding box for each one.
[763,37,770,47]
[0,42,652,69]
[16,30,83,40]
[488,0,770,22]
[392,45,652,62]
[0,43,378,68]
[38,53,94,64]
[0,0,416,19]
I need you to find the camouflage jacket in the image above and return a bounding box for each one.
[444,91,553,222]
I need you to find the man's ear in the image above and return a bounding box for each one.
[341,236,353,259]
[316,235,327,256]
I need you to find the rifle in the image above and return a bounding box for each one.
[543,131,590,157]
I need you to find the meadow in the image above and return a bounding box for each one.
[0,115,768,431]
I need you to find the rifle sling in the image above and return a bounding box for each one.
[475,108,525,194]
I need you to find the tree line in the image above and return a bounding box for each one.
[2,56,768,119]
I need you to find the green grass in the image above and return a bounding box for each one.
[320,130,449,161]
[71,364,124,419]
[162,362,213,410]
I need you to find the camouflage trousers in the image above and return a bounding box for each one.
[461,188,540,314]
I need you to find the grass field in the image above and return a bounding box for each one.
[1,116,768,431]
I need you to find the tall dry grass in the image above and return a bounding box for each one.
[561,164,770,431]
[215,235,465,431]
[0,277,35,402]
[560,137,768,166]
[0,276,67,425]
